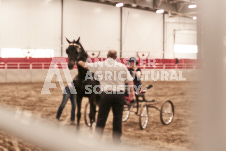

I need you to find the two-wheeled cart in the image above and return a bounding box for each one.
[122,85,174,129]
[84,85,174,130]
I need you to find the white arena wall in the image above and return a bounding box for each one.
[121,7,163,58]
[0,0,197,59]
[0,0,62,56]
[164,16,197,59]
[63,0,120,58]
[0,69,199,83]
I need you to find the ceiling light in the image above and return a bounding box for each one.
[193,16,197,20]
[188,4,197,8]
[156,9,164,14]
[116,3,123,7]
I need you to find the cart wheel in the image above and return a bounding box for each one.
[160,100,174,125]
[122,104,130,122]
[84,102,92,127]
[139,104,149,129]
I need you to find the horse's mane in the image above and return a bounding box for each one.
[76,43,89,80]
[77,44,88,61]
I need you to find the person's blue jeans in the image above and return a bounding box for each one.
[56,86,76,121]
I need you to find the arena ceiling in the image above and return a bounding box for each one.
[82,0,197,18]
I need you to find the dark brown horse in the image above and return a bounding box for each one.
[65,37,100,129]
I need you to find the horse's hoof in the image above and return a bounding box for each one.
[76,125,80,131]
[70,121,75,125]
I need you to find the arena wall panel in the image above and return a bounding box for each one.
[0,70,7,83]
[59,70,78,82]
[31,69,78,83]
[0,69,199,83]
[6,69,31,83]
[141,69,200,82]
[31,69,49,82]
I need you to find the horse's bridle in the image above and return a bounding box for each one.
[69,43,81,48]
[69,43,82,60]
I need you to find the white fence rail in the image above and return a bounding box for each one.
[0,62,200,69]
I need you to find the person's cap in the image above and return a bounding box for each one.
[128,57,138,65]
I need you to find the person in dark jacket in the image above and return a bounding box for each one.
[128,57,142,93]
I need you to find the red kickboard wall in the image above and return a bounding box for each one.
[0,57,200,69]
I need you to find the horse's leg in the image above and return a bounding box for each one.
[94,104,97,122]
[94,94,100,123]
[76,95,83,129]
[89,94,96,128]
[69,94,76,122]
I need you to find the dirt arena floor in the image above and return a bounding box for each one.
[0,81,200,151]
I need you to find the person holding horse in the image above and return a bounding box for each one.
[78,50,135,143]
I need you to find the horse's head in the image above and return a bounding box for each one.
[65,37,82,69]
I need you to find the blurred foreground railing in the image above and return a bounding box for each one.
[0,106,145,151]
